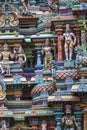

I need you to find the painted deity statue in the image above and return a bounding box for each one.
[13,45,26,65]
[0,43,13,64]
[41,39,53,71]
[41,120,47,130]
[0,43,14,73]
[62,24,76,61]
[62,105,80,130]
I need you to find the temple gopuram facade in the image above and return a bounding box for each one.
[0,0,87,130]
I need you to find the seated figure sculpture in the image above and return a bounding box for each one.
[41,39,53,71]
[61,24,76,61]
[62,104,80,130]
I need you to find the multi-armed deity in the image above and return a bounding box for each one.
[62,104,80,130]
[61,24,76,61]
[41,38,53,71]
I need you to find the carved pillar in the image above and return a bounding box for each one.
[84,114,87,130]
[57,29,63,61]
[83,106,87,130]
[74,27,81,46]
[54,108,63,130]
[81,22,87,51]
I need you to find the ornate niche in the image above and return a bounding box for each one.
[0,11,19,33]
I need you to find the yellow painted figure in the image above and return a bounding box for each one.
[41,39,53,71]
[0,85,6,100]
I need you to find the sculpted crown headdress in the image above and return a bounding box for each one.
[3,43,8,48]
[65,104,72,113]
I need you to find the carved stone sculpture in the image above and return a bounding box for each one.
[0,85,6,100]
[62,104,80,130]
[41,120,47,130]
[41,39,53,71]
[1,120,6,130]
[61,24,76,61]
[0,43,13,64]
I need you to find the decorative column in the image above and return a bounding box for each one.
[82,106,87,130]
[74,107,83,129]
[35,46,43,69]
[53,107,63,130]
[74,26,81,46]
[57,29,63,61]
[80,20,87,52]
[84,114,87,130]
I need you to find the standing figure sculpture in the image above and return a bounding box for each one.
[17,45,26,65]
[41,39,53,71]
[0,43,14,74]
[1,120,6,130]
[0,43,13,64]
[62,104,80,130]
[13,45,26,65]
[62,24,76,61]
[41,120,47,130]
